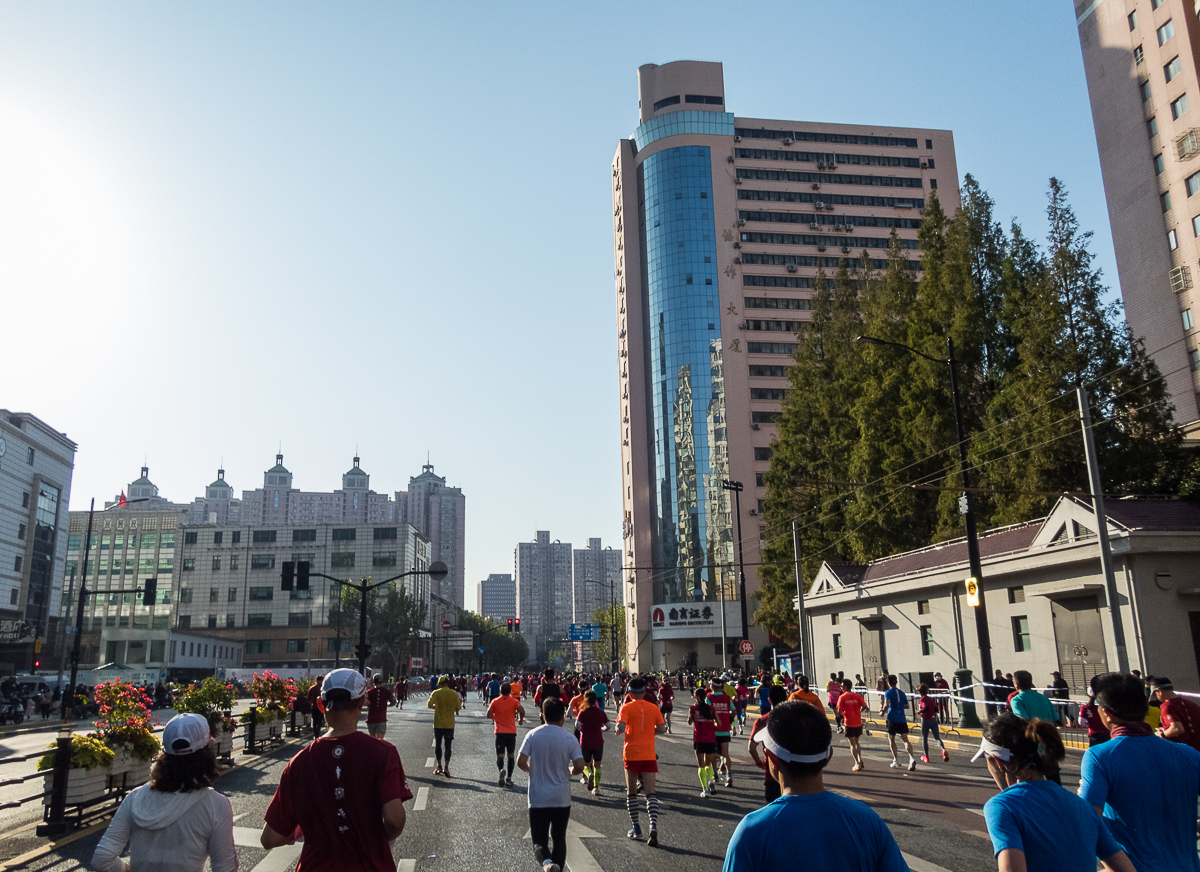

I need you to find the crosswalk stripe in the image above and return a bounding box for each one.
[426,757,436,767]
[413,786,429,811]
[249,844,302,872]
[901,853,954,872]
[396,861,416,872]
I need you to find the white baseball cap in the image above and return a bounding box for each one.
[321,668,368,701]
[162,713,212,755]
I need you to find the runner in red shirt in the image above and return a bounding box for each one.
[1153,677,1200,751]
[307,675,325,739]
[261,669,412,871]
[575,689,610,796]
[658,682,675,734]
[835,678,867,771]
[707,676,735,787]
[366,674,395,738]
[393,676,408,710]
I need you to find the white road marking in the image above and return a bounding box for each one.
[396,861,416,872]
[232,826,262,847]
[249,844,303,872]
[523,818,606,871]
[413,786,429,811]
[901,853,954,872]
[953,802,986,817]
[425,757,436,767]
[232,812,249,823]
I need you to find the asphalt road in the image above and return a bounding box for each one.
[0,694,1086,872]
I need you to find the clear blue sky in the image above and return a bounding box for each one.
[0,1,1111,600]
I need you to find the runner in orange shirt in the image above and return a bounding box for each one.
[486,682,526,786]
[616,676,667,847]
[787,675,824,711]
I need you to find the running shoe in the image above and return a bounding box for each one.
[921,755,929,763]
[591,786,599,797]
[433,765,443,775]
[852,763,863,772]
[942,749,949,762]
[579,775,589,785]
[907,759,917,771]
[534,845,547,864]
[544,865,561,872]
[723,774,732,787]
[627,826,642,840]
[443,768,452,778]
[647,829,659,848]
[889,760,900,769]
[499,771,507,786]
[700,788,708,798]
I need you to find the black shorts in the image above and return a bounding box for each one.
[715,732,731,746]
[845,725,863,738]
[581,744,604,761]
[661,704,673,714]
[495,733,516,754]
[886,722,909,735]
[693,740,719,754]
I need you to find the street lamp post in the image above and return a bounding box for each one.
[721,480,750,675]
[585,574,619,674]
[856,335,988,726]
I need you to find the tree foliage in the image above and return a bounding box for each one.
[754,175,1185,644]
[328,579,428,674]
[590,603,627,671]
[457,612,530,671]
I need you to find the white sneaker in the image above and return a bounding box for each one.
[723,774,731,787]
[699,788,708,798]
[908,759,917,771]
[889,759,900,769]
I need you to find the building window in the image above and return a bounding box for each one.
[373,527,398,540]
[1152,0,1165,8]
[21,492,29,508]
[1129,9,1138,29]
[1012,616,1031,652]
[250,554,275,570]
[182,557,196,571]
[373,551,397,567]
[252,530,277,543]
[1135,44,1146,66]
[1143,80,1154,102]
[1166,56,1183,82]
[231,531,241,544]
[1184,309,1194,330]
[178,615,191,629]
[209,587,219,602]
[1149,116,1159,138]
[831,613,839,625]
[152,615,168,630]
[929,178,937,189]
[212,557,221,571]
[288,612,310,628]
[1190,349,1200,370]
[213,531,223,544]
[1163,191,1174,212]
[13,556,22,573]
[920,626,934,656]
[178,588,193,604]
[1169,228,1180,250]
[226,614,236,628]
[1157,154,1168,176]
[754,447,774,461]
[290,587,313,600]
[754,472,765,487]
[331,553,355,568]
[229,587,238,601]
[247,613,272,628]
[230,555,239,570]
[832,634,842,658]
[917,600,931,615]
[1158,19,1175,46]
[245,640,271,654]
[248,586,274,601]
[207,614,217,629]
[17,523,26,540]
[1173,94,1190,120]
[1008,586,1026,604]
[286,639,308,654]
[26,447,34,465]
[327,638,352,653]
[653,95,680,111]
[293,529,317,542]
[332,528,356,541]
[184,531,198,545]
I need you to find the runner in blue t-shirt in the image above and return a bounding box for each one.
[1079,672,1200,872]
[881,674,917,771]
[975,711,1132,872]
[591,679,607,710]
[724,699,907,872]
[486,673,502,701]
[756,678,773,714]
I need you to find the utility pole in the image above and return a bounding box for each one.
[792,520,808,678]
[1077,385,1129,672]
[722,480,751,674]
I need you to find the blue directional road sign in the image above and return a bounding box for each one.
[568,622,601,642]
[477,646,485,654]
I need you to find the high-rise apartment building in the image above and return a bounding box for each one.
[515,532,573,664]
[572,538,621,625]
[0,410,75,674]
[478,573,516,622]
[1075,0,1200,433]
[241,454,394,526]
[396,463,466,608]
[613,60,957,672]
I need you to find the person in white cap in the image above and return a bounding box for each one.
[723,700,907,871]
[92,712,236,872]
[975,710,1134,872]
[261,667,413,871]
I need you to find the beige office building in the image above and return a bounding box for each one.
[1075,0,1200,433]
[612,60,957,672]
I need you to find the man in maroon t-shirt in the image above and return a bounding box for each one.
[366,674,396,738]
[262,668,412,871]
[308,675,325,739]
[393,677,408,710]
[1153,677,1200,751]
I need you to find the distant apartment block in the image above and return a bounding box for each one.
[515,532,573,664]
[396,463,466,609]
[572,538,621,624]
[478,573,516,622]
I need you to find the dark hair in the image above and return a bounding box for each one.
[982,711,1064,777]
[1094,672,1149,722]
[149,745,219,793]
[917,683,929,695]
[500,682,511,696]
[840,679,853,692]
[543,697,566,723]
[1013,670,1034,691]
[324,688,363,712]
[886,674,897,687]
[798,675,810,691]
[764,700,831,778]
[693,688,712,719]
[583,689,597,709]
[769,685,788,705]
[544,669,555,680]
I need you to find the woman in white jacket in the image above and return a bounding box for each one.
[92,712,236,872]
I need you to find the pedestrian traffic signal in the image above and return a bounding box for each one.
[32,660,39,673]
[355,643,372,662]
[507,618,514,632]
[281,561,294,591]
[143,578,157,605]
[513,618,520,632]
[296,561,310,591]
[965,576,980,607]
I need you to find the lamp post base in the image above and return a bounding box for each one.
[954,668,981,729]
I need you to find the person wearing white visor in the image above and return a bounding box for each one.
[722,700,907,871]
[92,712,236,872]
[975,711,1134,872]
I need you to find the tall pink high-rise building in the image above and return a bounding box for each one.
[1075,0,1200,433]
[612,60,957,672]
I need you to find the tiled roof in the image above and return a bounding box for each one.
[1105,499,1200,532]
[860,523,1042,585]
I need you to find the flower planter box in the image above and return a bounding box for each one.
[125,759,152,788]
[214,731,234,756]
[300,713,311,728]
[267,721,283,739]
[44,768,107,806]
[107,747,133,777]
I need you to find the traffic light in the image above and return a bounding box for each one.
[507,618,514,632]
[143,578,157,605]
[355,643,372,662]
[32,660,39,673]
[297,561,309,591]
[513,618,520,632]
[281,561,294,591]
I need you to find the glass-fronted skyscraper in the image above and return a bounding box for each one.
[613,60,957,672]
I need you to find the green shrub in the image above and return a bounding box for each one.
[37,734,115,772]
